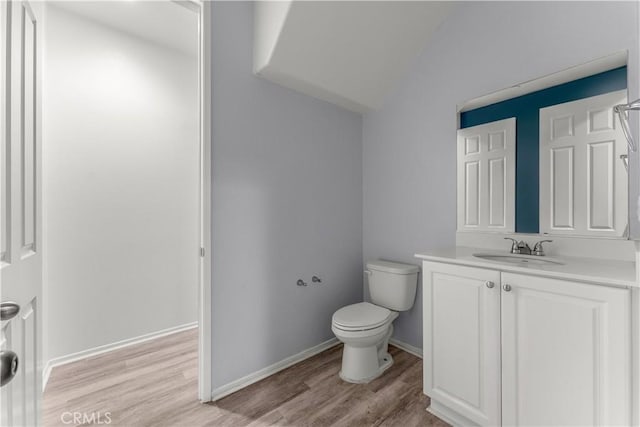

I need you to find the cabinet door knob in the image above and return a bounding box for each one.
[485,281,495,288]
[503,284,512,292]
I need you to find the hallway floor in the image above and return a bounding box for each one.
[43,328,448,426]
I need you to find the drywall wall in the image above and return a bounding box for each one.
[211,2,363,391]
[43,4,199,362]
[363,1,640,349]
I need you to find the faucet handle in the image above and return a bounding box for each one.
[504,237,519,254]
[533,240,553,256]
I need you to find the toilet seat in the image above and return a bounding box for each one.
[332,302,393,332]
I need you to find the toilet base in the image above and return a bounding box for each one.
[339,352,394,384]
[337,322,395,384]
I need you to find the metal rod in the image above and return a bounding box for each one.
[614,99,640,153]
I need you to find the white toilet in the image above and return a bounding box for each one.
[331,260,419,383]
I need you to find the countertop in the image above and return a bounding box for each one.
[415,246,637,288]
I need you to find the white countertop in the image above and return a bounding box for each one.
[415,247,637,288]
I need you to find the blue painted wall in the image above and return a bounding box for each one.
[460,67,627,233]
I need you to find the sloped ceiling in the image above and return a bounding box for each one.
[254,1,453,113]
[51,1,198,57]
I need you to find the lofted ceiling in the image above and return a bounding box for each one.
[254,1,454,113]
[51,1,198,57]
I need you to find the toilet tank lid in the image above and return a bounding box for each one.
[366,260,419,275]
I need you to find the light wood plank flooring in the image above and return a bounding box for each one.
[43,328,448,426]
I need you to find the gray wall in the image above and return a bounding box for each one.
[363,1,640,349]
[211,1,363,389]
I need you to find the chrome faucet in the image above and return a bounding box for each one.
[504,238,552,256]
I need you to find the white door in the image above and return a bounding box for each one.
[501,273,631,426]
[1,0,43,425]
[422,262,501,426]
[457,118,516,233]
[540,90,628,237]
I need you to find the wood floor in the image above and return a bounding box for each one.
[43,329,448,427]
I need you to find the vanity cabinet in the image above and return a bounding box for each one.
[422,261,631,427]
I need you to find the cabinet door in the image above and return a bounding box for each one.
[423,262,501,426]
[457,118,516,233]
[501,273,631,426]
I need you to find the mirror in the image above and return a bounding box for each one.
[457,65,629,238]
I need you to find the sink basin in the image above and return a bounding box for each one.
[473,253,564,266]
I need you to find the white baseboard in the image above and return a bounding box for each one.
[389,338,423,359]
[428,399,478,426]
[42,322,198,392]
[211,338,340,401]
[42,360,53,393]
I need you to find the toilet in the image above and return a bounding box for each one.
[331,260,419,383]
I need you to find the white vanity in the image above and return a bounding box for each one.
[424,54,640,425]
[415,248,637,426]
[428,57,640,426]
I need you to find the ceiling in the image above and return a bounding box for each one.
[254,1,454,113]
[52,1,198,57]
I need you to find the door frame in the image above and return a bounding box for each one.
[196,0,212,403]
[174,0,212,403]
[38,0,213,404]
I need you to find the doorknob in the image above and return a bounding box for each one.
[0,302,20,321]
[503,284,512,292]
[1,350,19,387]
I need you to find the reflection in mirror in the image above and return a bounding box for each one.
[539,91,627,238]
[457,66,628,238]
[457,118,515,233]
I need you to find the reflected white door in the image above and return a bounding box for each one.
[540,90,628,237]
[1,0,43,425]
[457,118,516,233]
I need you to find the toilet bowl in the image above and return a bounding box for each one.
[332,260,419,384]
[332,302,399,383]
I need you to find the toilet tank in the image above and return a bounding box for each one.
[366,260,419,311]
